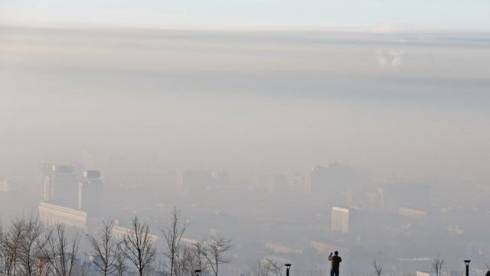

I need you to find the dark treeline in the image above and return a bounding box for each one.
[3,212,486,276]
[0,209,236,276]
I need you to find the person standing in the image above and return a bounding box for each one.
[328,251,342,276]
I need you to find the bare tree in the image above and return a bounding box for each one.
[162,208,186,276]
[203,236,232,276]
[121,217,156,276]
[253,258,284,276]
[263,258,282,276]
[0,222,6,275]
[88,221,118,276]
[191,241,207,274]
[1,219,25,275]
[373,259,383,276]
[114,242,128,276]
[40,224,79,276]
[432,259,444,276]
[253,260,269,276]
[169,239,208,276]
[175,246,195,276]
[17,217,45,276]
[0,223,3,273]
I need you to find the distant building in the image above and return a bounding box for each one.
[331,207,350,233]
[180,237,200,247]
[40,166,105,231]
[38,201,87,230]
[78,170,103,216]
[310,164,363,207]
[181,170,228,194]
[398,207,427,219]
[383,183,431,211]
[0,178,9,192]
[112,223,160,242]
[330,206,367,236]
[43,165,79,208]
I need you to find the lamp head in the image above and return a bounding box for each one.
[285,263,292,268]
[464,260,471,265]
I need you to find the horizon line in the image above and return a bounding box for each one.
[2,23,490,35]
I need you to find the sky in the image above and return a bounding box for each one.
[1,0,490,31]
[2,27,490,181]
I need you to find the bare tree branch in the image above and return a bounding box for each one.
[39,224,79,276]
[17,216,45,276]
[373,259,383,276]
[114,242,128,276]
[262,258,282,276]
[87,221,118,276]
[121,216,156,276]
[203,236,232,276]
[432,259,444,276]
[1,219,25,275]
[162,208,186,276]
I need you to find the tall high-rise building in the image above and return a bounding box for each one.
[43,165,78,208]
[331,207,350,233]
[330,206,366,236]
[78,170,103,216]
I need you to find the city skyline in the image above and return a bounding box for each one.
[1,2,490,275]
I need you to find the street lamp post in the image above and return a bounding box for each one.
[194,269,201,276]
[464,259,471,276]
[285,263,291,276]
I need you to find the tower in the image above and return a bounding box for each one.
[78,170,103,216]
[43,165,78,208]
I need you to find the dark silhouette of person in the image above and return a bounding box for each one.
[328,251,342,276]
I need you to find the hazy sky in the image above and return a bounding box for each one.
[1,0,490,31]
[1,29,490,183]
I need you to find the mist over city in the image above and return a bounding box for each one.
[1,1,490,275]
